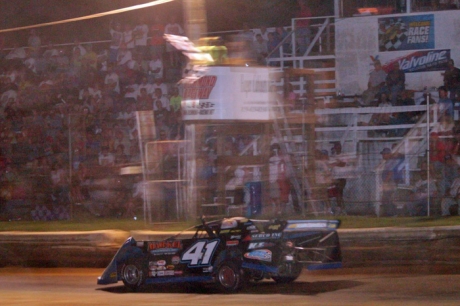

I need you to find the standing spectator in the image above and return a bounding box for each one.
[380,147,404,216]
[133,16,149,60]
[385,62,405,105]
[329,142,353,215]
[149,15,166,59]
[441,167,460,216]
[275,27,290,54]
[252,34,268,65]
[164,15,184,67]
[109,21,123,64]
[169,86,182,115]
[295,0,312,56]
[437,86,454,119]
[122,23,135,51]
[268,143,288,215]
[27,29,41,58]
[443,59,460,101]
[81,44,98,75]
[254,26,270,41]
[362,60,387,106]
[407,171,437,216]
[266,32,281,66]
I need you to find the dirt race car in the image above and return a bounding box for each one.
[97,217,342,293]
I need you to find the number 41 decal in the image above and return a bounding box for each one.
[181,240,219,266]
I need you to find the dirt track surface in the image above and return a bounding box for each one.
[0,267,459,306]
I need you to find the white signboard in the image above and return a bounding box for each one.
[181,66,276,121]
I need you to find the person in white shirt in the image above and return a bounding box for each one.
[133,17,149,60]
[147,52,164,81]
[152,88,170,111]
[104,65,120,94]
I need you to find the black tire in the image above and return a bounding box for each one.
[272,262,303,284]
[215,261,243,293]
[121,259,145,291]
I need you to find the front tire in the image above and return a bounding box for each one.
[121,260,145,291]
[216,261,243,293]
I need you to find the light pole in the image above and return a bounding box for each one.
[183,0,207,43]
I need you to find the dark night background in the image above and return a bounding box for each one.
[0,0,333,47]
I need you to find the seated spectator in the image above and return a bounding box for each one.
[152,88,170,111]
[147,52,164,81]
[136,87,153,110]
[150,77,168,96]
[114,144,129,165]
[98,146,115,167]
[362,60,387,106]
[5,43,26,61]
[122,77,138,103]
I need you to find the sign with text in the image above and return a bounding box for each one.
[382,49,450,73]
[378,14,434,52]
[181,66,276,121]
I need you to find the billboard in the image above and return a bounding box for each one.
[381,49,450,74]
[181,66,275,121]
[378,14,434,52]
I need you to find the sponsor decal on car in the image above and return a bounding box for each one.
[174,270,183,276]
[149,271,157,277]
[203,266,213,273]
[157,271,165,277]
[267,224,281,230]
[171,256,180,265]
[165,270,175,276]
[244,249,273,262]
[226,240,239,246]
[148,241,182,254]
[250,232,282,240]
[156,260,166,266]
[230,235,241,239]
[248,242,275,249]
[167,265,175,270]
[221,219,238,229]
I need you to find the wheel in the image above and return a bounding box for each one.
[121,260,145,291]
[272,262,303,284]
[215,261,243,293]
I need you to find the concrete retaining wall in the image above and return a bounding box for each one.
[1,226,460,269]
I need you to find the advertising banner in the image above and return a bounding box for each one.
[378,14,434,52]
[381,49,450,73]
[181,66,275,121]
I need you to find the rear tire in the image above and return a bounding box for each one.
[121,259,145,291]
[216,261,243,293]
[272,262,303,284]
